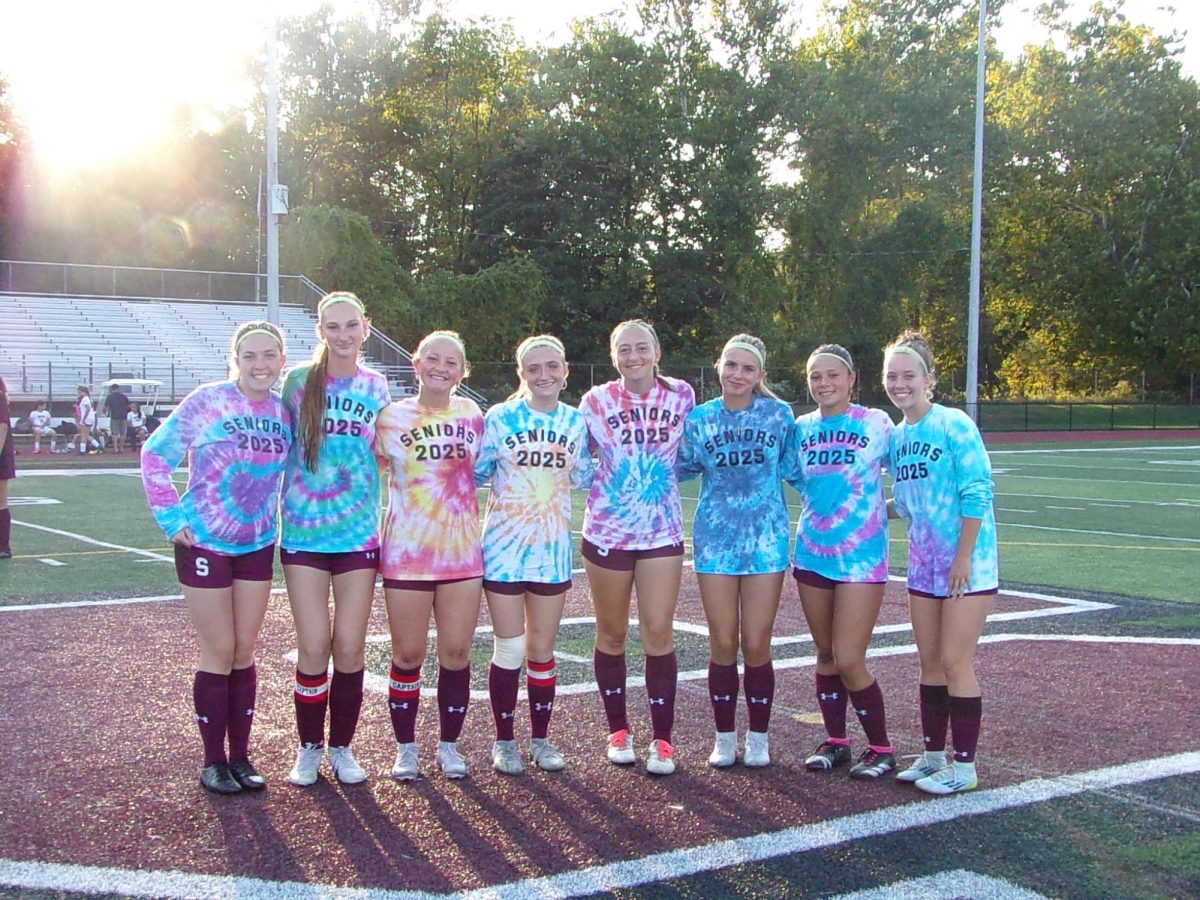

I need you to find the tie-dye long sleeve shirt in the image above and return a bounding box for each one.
[788,404,894,583]
[474,398,595,584]
[140,381,291,554]
[376,395,484,581]
[280,363,392,553]
[580,377,695,550]
[889,403,998,596]
[676,394,795,575]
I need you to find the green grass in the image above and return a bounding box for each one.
[2,437,1198,605]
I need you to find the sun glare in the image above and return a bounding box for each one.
[1,2,275,172]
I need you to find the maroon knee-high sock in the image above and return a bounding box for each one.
[743,661,775,733]
[193,671,230,767]
[226,664,257,763]
[849,680,892,751]
[950,694,983,763]
[437,664,471,742]
[816,672,849,742]
[919,683,951,752]
[488,662,520,741]
[388,663,421,744]
[593,649,629,733]
[707,661,739,732]
[328,668,364,747]
[0,508,10,551]
[526,657,557,740]
[645,651,678,743]
[293,669,329,747]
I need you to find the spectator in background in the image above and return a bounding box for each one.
[104,384,131,453]
[0,377,12,558]
[29,401,57,454]
[73,386,98,455]
[127,403,148,449]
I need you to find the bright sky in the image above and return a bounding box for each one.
[1,0,1195,171]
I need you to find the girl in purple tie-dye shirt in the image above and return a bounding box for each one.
[140,321,290,796]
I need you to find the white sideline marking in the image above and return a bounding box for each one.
[36,559,66,567]
[11,520,174,561]
[833,869,1050,900]
[999,522,1200,544]
[7,496,61,506]
[0,588,288,614]
[1,753,1195,899]
[989,445,1200,455]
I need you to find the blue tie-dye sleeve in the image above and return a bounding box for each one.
[475,410,501,487]
[950,414,993,519]
[676,414,703,483]
[779,418,805,492]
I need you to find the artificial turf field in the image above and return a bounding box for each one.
[0,435,1198,898]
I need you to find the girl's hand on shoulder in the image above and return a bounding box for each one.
[170,526,197,548]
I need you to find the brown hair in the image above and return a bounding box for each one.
[227,321,285,380]
[299,292,368,472]
[609,319,677,392]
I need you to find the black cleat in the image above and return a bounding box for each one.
[200,763,243,794]
[849,748,897,779]
[228,759,266,790]
[805,740,852,771]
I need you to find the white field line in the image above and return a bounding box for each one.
[832,869,1050,900]
[993,473,1200,489]
[998,522,1200,544]
[2,752,1196,900]
[11,520,174,561]
[0,588,287,614]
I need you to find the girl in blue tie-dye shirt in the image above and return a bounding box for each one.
[884,330,998,796]
[677,334,793,770]
[140,321,290,796]
[789,344,898,781]
[279,292,391,789]
[474,335,595,776]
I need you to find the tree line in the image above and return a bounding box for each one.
[1,0,1197,401]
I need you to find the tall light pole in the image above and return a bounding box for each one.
[966,0,988,422]
[266,16,281,326]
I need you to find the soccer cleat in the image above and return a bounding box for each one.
[896,753,949,783]
[646,739,676,775]
[708,731,738,768]
[0,549,11,560]
[199,763,243,794]
[849,748,897,779]
[606,729,636,765]
[915,762,978,795]
[327,745,367,784]
[391,742,420,781]
[743,731,770,768]
[288,743,324,786]
[492,739,525,775]
[530,737,566,772]
[805,740,852,771]
[228,759,266,790]
[436,741,469,779]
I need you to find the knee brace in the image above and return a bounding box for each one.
[491,633,526,670]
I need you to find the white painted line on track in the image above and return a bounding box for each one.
[999,522,1200,544]
[0,588,288,614]
[11,519,174,561]
[3,752,1194,899]
[833,869,1050,900]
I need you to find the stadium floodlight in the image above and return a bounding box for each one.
[966,0,987,422]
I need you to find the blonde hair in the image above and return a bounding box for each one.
[718,333,780,399]
[228,321,285,379]
[299,292,369,472]
[883,330,937,395]
[609,319,677,391]
[415,330,471,378]
[508,334,567,402]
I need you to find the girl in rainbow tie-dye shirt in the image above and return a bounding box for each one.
[376,331,484,781]
[789,344,897,782]
[884,329,998,797]
[474,335,595,776]
[580,319,695,776]
[279,292,391,788]
[140,321,290,796]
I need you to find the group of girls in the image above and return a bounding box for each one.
[141,295,996,799]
